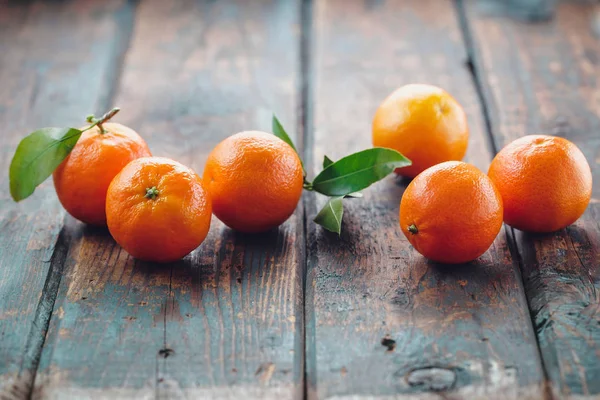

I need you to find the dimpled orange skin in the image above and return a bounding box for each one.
[203,131,304,233]
[400,161,503,264]
[53,123,151,225]
[372,84,469,178]
[488,135,592,233]
[106,157,212,263]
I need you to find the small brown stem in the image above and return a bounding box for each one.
[84,107,120,134]
[408,224,418,234]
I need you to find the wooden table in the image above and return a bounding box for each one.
[0,0,599,399]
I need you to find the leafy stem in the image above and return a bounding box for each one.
[271,115,411,235]
[9,107,121,201]
[303,178,313,190]
[85,107,120,134]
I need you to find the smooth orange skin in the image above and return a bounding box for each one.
[372,84,469,178]
[106,157,212,263]
[400,161,503,264]
[53,122,151,225]
[488,135,592,233]
[203,131,303,233]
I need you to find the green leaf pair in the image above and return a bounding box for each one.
[271,115,411,235]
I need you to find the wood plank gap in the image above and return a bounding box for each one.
[453,1,554,398]
[96,0,139,112]
[454,0,500,156]
[299,0,318,398]
[299,1,314,400]
[9,225,73,400]
[300,0,315,170]
[23,0,140,396]
[158,264,175,398]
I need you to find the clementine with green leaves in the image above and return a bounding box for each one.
[9,108,151,225]
[203,131,304,233]
[53,122,151,225]
[202,118,410,234]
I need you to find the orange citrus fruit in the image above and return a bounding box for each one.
[400,161,503,264]
[488,135,592,232]
[203,131,303,233]
[53,122,151,225]
[106,157,211,263]
[372,84,469,178]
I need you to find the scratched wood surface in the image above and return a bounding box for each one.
[0,1,132,398]
[1,0,600,399]
[28,0,304,399]
[305,0,546,399]
[464,1,600,398]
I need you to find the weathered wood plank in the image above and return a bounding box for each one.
[0,1,133,397]
[34,0,303,398]
[306,0,546,398]
[464,1,600,397]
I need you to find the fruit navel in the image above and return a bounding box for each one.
[408,224,419,234]
[145,186,159,200]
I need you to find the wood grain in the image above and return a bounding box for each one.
[464,1,600,397]
[0,1,132,398]
[306,0,546,398]
[33,0,304,398]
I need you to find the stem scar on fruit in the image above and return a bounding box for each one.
[145,186,159,200]
[408,224,418,234]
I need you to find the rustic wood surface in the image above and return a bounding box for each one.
[29,0,304,399]
[0,0,599,399]
[464,1,600,398]
[0,1,133,397]
[306,0,545,399]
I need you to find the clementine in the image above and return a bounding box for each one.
[53,122,151,225]
[372,84,469,178]
[106,157,211,263]
[488,135,592,232]
[400,161,503,264]
[203,131,303,233]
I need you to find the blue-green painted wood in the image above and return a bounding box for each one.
[305,0,546,398]
[34,0,304,398]
[464,1,600,397]
[0,1,134,397]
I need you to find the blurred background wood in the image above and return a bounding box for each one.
[0,0,598,399]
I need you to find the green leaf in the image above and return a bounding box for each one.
[272,115,299,154]
[323,155,361,197]
[311,147,411,196]
[10,127,83,201]
[272,114,305,174]
[314,196,344,235]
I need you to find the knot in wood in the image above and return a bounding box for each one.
[406,367,456,392]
